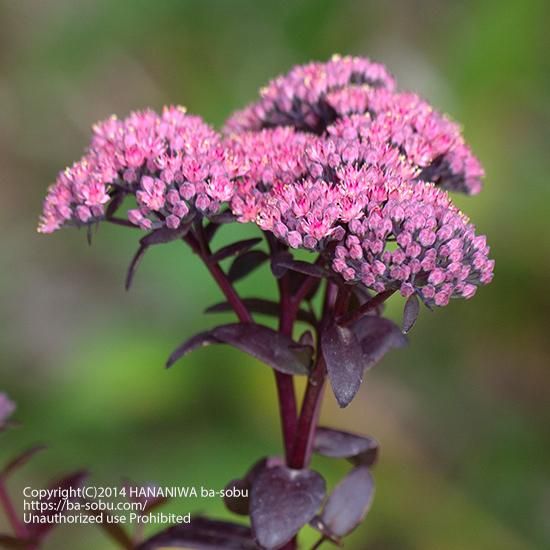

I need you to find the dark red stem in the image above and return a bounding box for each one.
[276,275,298,462]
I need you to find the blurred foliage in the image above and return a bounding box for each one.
[1,0,549,548]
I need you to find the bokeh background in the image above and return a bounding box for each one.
[1,0,549,548]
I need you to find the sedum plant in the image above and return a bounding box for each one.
[35,56,494,549]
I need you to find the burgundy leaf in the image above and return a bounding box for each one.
[223,457,284,517]
[402,294,420,334]
[126,224,192,290]
[228,250,268,282]
[141,225,190,246]
[204,211,237,242]
[2,445,47,478]
[166,331,219,368]
[314,427,379,466]
[250,465,326,549]
[271,255,326,279]
[270,251,293,278]
[223,478,250,516]
[125,243,147,290]
[167,324,311,375]
[137,517,258,549]
[352,317,407,370]
[205,298,316,325]
[320,466,374,538]
[209,238,262,263]
[322,323,365,408]
[28,470,88,540]
[105,188,126,219]
[211,324,311,375]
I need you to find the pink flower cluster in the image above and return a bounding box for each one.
[325,87,483,194]
[226,56,483,196]
[225,55,396,134]
[226,125,415,250]
[38,106,234,233]
[332,183,494,307]
[39,56,494,306]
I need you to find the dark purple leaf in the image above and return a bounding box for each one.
[271,255,326,279]
[320,466,374,538]
[125,243,147,290]
[322,323,365,408]
[126,225,193,290]
[270,251,293,278]
[166,331,220,368]
[402,294,420,334]
[351,286,372,306]
[223,478,250,516]
[314,427,379,466]
[137,517,258,549]
[105,188,126,218]
[204,211,237,242]
[223,457,284,517]
[2,445,47,478]
[0,535,27,548]
[141,225,190,246]
[352,316,407,370]
[205,298,316,325]
[28,470,88,540]
[167,323,311,374]
[250,465,326,549]
[228,250,268,282]
[209,238,262,263]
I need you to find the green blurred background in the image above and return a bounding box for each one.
[1,0,549,548]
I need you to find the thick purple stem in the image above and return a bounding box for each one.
[277,275,299,462]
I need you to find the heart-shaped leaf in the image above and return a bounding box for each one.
[223,478,250,516]
[322,323,365,408]
[250,465,326,549]
[137,517,258,549]
[209,238,262,263]
[223,457,284,517]
[314,427,379,466]
[402,294,420,334]
[320,466,374,538]
[2,445,47,478]
[352,316,407,371]
[205,298,316,325]
[228,251,268,282]
[28,470,88,540]
[167,323,311,375]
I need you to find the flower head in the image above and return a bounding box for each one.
[331,182,494,307]
[38,106,234,233]
[225,55,396,134]
[326,87,484,194]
